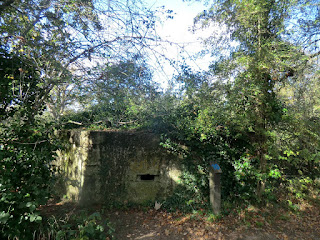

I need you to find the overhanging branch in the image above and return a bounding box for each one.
[66,36,155,67]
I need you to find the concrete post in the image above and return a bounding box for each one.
[209,163,222,215]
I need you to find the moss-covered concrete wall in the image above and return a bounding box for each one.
[55,130,181,205]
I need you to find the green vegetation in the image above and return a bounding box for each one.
[37,210,115,240]
[1,0,320,239]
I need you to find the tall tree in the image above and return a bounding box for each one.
[0,0,160,120]
[76,56,159,125]
[194,0,313,197]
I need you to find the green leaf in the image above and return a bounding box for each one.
[29,213,42,223]
[26,202,36,211]
[0,211,10,224]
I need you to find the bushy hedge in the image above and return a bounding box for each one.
[0,121,57,239]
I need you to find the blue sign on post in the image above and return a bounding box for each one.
[210,163,222,173]
[209,162,222,214]
[211,163,220,170]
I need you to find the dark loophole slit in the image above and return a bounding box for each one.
[138,174,157,181]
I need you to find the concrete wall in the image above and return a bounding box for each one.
[55,130,181,205]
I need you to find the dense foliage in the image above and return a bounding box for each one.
[0,0,161,238]
[0,120,57,239]
[157,0,320,209]
[0,0,319,238]
[0,48,59,238]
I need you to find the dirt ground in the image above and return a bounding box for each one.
[105,206,320,240]
[106,209,275,240]
[40,201,320,240]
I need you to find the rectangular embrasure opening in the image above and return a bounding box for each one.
[138,174,158,181]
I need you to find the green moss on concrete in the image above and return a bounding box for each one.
[56,130,182,205]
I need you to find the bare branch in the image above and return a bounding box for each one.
[309,50,320,59]
[66,36,156,66]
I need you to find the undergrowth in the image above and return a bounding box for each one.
[35,209,115,240]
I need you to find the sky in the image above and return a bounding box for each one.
[143,0,214,88]
[82,0,215,89]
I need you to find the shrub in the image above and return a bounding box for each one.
[37,211,115,240]
[0,121,57,239]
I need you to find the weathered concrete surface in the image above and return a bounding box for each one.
[55,130,181,205]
